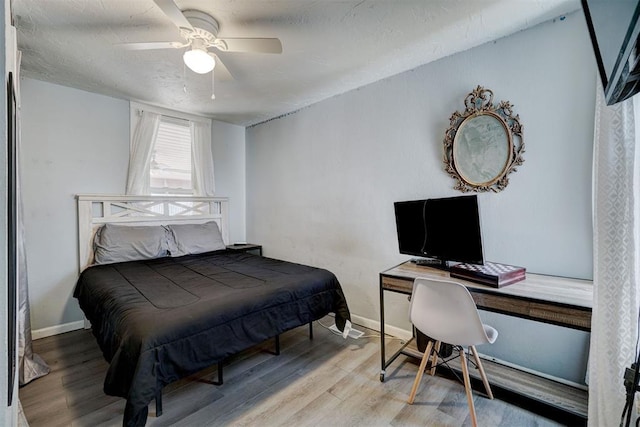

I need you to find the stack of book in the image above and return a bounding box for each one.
[450,261,526,288]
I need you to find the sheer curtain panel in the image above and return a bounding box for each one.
[126,111,161,195]
[190,120,215,196]
[588,84,640,426]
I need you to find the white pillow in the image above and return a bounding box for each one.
[166,221,226,257]
[94,224,170,265]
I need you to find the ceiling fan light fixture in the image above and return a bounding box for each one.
[183,48,216,74]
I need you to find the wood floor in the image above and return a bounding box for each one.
[20,318,566,427]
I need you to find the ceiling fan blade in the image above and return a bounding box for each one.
[211,54,234,81]
[216,38,282,54]
[118,41,184,50]
[154,0,194,31]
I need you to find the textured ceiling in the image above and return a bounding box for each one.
[13,0,580,126]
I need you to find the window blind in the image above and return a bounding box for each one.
[150,117,192,193]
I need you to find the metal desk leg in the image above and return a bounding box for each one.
[380,276,386,382]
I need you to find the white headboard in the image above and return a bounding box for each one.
[76,194,229,272]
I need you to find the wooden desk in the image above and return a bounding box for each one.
[379,261,593,382]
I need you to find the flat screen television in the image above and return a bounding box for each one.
[394,195,484,269]
[582,0,640,105]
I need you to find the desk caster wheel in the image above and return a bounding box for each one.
[380,371,385,382]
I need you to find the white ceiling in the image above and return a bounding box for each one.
[13,0,580,126]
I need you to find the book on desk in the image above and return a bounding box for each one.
[450,261,526,288]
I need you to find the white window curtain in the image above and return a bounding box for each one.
[588,83,640,426]
[190,120,216,196]
[126,111,161,195]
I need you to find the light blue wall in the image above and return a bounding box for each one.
[212,121,246,243]
[246,12,595,383]
[20,79,131,330]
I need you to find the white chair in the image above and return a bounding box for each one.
[407,277,498,427]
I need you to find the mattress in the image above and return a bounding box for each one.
[73,250,350,426]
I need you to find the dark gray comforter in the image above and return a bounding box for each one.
[73,251,350,426]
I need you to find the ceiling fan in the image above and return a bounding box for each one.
[122,0,282,82]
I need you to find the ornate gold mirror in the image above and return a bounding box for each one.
[444,86,524,192]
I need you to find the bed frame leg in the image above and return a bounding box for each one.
[275,335,280,355]
[212,361,224,386]
[155,389,163,417]
[309,322,314,340]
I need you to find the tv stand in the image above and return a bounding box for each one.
[410,258,449,271]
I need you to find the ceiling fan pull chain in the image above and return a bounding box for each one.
[183,62,187,93]
[211,69,216,100]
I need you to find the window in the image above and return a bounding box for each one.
[127,104,215,197]
[150,117,193,194]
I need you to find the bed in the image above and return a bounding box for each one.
[72,195,351,427]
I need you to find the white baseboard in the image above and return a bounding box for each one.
[32,320,85,340]
[350,313,413,341]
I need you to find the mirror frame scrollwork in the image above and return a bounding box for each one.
[443,86,525,193]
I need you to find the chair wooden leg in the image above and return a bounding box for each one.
[470,345,493,400]
[460,348,478,427]
[408,340,434,404]
[429,341,441,376]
